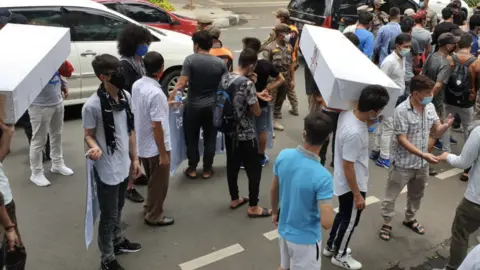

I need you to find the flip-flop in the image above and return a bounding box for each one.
[230,197,249,209]
[248,207,272,218]
[201,169,215,179]
[379,224,392,241]
[183,168,198,179]
[403,219,425,235]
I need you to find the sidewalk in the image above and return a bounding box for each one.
[171,3,241,28]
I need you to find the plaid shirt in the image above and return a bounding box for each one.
[391,97,439,169]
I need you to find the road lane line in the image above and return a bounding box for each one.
[263,229,279,241]
[233,50,242,53]
[436,168,463,180]
[178,244,244,270]
[333,196,380,213]
[400,183,429,194]
[260,26,273,29]
[237,27,255,30]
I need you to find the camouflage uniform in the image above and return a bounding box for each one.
[372,10,388,36]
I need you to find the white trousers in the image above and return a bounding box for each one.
[441,104,473,152]
[279,237,321,270]
[29,103,65,173]
[373,117,394,159]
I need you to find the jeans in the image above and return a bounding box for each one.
[373,116,394,159]
[225,135,262,206]
[141,154,170,223]
[441,105,473,152]
[183,105,217,171]
[95,169,127,263]
[319,110,340,163]
[28,104,65,173]
[0,201,26,270]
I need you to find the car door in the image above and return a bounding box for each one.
[6,6,83,102]
[118,2,173,31]
[62,6,130,98]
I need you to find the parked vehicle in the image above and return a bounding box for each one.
[96,0,197,36]
[1,0,193,106]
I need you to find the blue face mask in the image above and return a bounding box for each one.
[136,44,149,57]
[419,1,424,8]
[421,96,433,105]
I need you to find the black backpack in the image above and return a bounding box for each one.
[213,74,248,134]
[446,54,476,107]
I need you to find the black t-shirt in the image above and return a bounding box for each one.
[254,59,279,107]
[432,22,460,51]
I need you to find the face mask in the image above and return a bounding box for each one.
[419,1,424,8]
[420,95,433,105]
[276,18,281,24]
[400,48,411,56]
[136,45,148,57]
[109,71,126,89]
[283,34,291,43]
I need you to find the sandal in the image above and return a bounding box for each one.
[201,169,215,179]
[379,224,392,241]
[403,219,425,235]
[460,173,469,182]
[183,168,198,179]
[230,197,249,209]
[248,207,272,218]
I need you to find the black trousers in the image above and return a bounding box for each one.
[326,191,366,257]
[225,135,262,207]
[19,112,50,158]
[0,201,27,270]
[319,110,340,163]
[183,105,217,171]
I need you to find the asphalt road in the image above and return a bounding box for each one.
[3,17,477,270]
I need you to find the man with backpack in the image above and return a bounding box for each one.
[214,49,272,218]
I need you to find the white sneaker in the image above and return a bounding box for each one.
[273,122,284,131]
[51,165,74,176]
[331,254,362,269]
[322,246,352,257]
[30,173,51,187]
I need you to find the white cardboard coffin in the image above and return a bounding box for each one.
[300,25,401,117]
[0,24,71,124]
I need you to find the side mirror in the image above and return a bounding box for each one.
[170,20,181,26]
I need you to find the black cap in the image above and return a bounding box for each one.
[8,13,29,24]
[438,32,461,46]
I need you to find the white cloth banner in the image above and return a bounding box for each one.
[85,159,100,249]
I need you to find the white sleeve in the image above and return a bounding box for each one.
[458,244,480,270]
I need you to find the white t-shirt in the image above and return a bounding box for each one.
[334,111,369,196]
[458,244,480,270]
[381,52,406,95]
[131,76,171,158]
[0,162,12,205]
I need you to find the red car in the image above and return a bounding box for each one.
[96,0,197,36]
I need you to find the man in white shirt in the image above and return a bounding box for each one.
[370,33,409,170]
[131,51,174,227]
[325,85,390,270]
[458,244,480,270]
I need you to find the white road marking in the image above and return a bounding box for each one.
[233,50,242,53]
[178,244,244,270]
[333,196,380,213]
[237,27,255,30]
[212,1,288,6]
[260,26,273,29]
[400,183,429,194]
[263,229,279,241]
[436,168,464,180]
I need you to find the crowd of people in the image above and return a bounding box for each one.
[1,1,480,269]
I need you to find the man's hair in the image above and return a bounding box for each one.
[395,33,412,45]
[400,17,414,32]
[143,51,165,76]
[92,54,121,78]
[457,32,473,49]
[242,37,261,54]
[303,111,333,146]
[442,7,453,20]
[389,7,400,19]
[357,85,390,112]
[469,14,480,30]
[117,24,153,57]
[410,74,435,93]
[344,32,359,46]
[192,30,213,51]
[358,11,373,25]
[238,48,258,68]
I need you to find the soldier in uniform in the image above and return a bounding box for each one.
[372,0,388,36]
[421,0,438,32]
[263,24,295,131]
[207,26,234,71]
[196,15,213,31]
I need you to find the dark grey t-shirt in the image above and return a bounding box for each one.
[181,53,228,108]
[421,52,451,102]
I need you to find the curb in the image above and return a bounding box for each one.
[213,14,241,28]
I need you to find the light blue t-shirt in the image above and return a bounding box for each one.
[355,28,374,59]
[274,146,334,245]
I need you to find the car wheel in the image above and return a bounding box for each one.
[160,69,187,98]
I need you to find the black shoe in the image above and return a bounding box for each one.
[101,259,125,270]
[114,238,142,255]
[429,168,438,176]
[125,188,144,203]
[145,216,175,227]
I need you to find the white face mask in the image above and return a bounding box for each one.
[283,33,291,42]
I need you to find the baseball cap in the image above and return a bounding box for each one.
[438,32,460,46]
[413,10,427,20]
[404,8,415,16]
[273,8,290,18]
[207,25,221,39]
[357,5,373,12]
[373,0,385,5]
[274,23,290,33]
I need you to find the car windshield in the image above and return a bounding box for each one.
[288,0,330,16]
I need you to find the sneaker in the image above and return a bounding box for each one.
[450,137,458,145]
[322,245,352,257]
[273,131,276,138]
[101,259,125,270]
[274,122,284,131]
[331,254,363,270]
[260,155,269,167]
[369,150,380,161]
[125,188,144,203]
[51,165,74,176]
[30,173,51,187]
[375,158,390,169]
[434,140,442,150]
[114,238,142,255]
[429,167,438,176]
[289,109,299,116]
[240,162,245,170]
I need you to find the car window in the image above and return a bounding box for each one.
[121,3,170,23]
[381,0,417,14]
[63,7,128,42]
[104,3,120,12]
[288,0,328,16]
[9,7,64,26]
[337,0,369,17]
